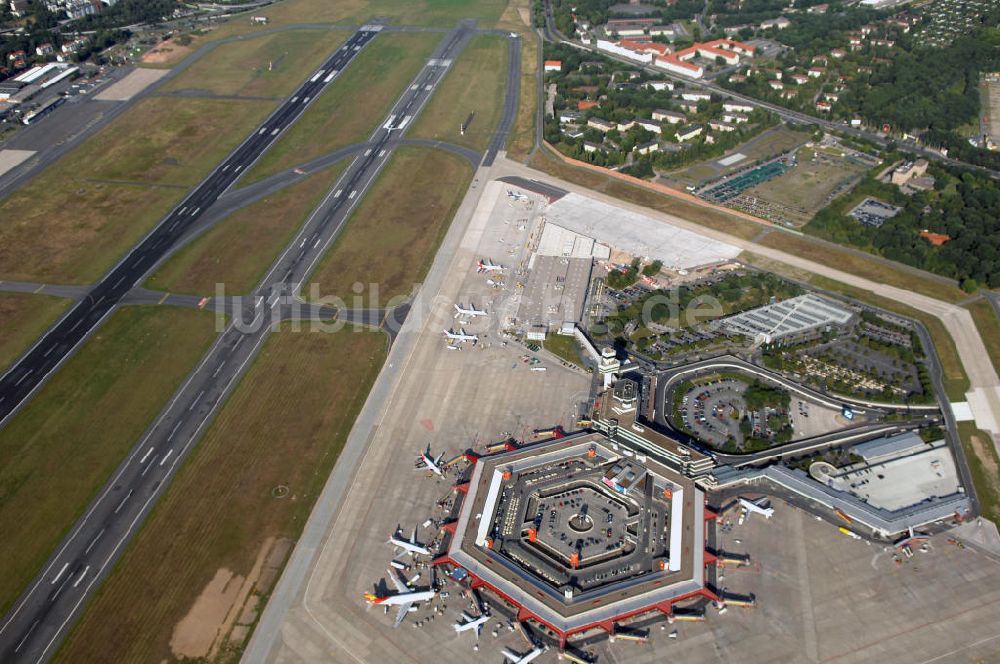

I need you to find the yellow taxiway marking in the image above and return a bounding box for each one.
[158,292,170,305]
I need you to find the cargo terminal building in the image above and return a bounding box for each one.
[433,430,719,647]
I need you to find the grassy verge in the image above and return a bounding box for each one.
[0,97,272,283]
[957,422,1000,526]
[159,30,345,98]
[55,326,387,663]
[243,32,439,184]
[147,163,347,295]
[965,299,1000,378]
[741,251,970,401]
[756,232,966,304]
[543,334,586,368]
[0,293,71,374]
[0,307,217,617]
[310,146,472,302]
[409,34,508,153]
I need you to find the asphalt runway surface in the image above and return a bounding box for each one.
[0,26,385,663]
[0,28,379,432]
[0,21,483,663]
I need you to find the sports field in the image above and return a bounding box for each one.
[0,293,71,374]
[160,29,346,98]
[0,307,217,618]
[309,146,472,302]
[243,32,439,184]
[410,34,508,152]
[0,97,272,283]
[148,163,347,295]
[55,326,386,663]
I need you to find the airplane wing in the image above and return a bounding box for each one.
[435,452,445,466]
[389,570,408,594]
[393,601,413,628]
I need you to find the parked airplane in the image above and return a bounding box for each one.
[454,303,487,318]
[443,328,478,344]
[453,611,489,637]
[389,525,430,557]
[738,497,774,520]
[506,189,528,202]
[364,570,437,628]
[476,258,504,273]
[416,446,445,476]
[502,646,545,663]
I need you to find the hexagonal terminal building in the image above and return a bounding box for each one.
[434,430,718,647]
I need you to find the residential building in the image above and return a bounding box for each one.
[587,117,616,132]
[761,16,791,30]
[544,60,562,72]
[635,140,659,155]
[652,109,685,124]
[675,124,703,142]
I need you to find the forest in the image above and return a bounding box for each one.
[806,168,1000,289]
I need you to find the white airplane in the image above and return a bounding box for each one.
[389,525,430,557]
[453,611,489,637]
[738,497,774,520]
[476,258,504,273]
[416,446,445,476]
[454,303,487,318]
[502,646,544,663]
[443,328,478,344]
[364,570,437,628]
[506,189,528,202]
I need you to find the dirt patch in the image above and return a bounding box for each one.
[141,37,194,65]
[169,536,288,659]
[94,68,168,101]
[169,568,244,659]
[517,6,531,25]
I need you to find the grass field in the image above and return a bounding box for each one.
[242,32,440,183]
[409,34,508,153]
[0,307,217,617]
[747,150,868,226]
[543,335,586,368]
[0,293,71,374]
[147,164,347,295]
[757,231,967,304]
[958,421,1000,526]
[0,97,272,283]
[966,299,1000,377]
[160,30,345,98]
[55,326,386,663]
[309,146,471,302]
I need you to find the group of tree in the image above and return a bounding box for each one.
[73,0,178,30]
[807,167,1000,288]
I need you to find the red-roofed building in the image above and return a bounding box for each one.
[544,60,562,72]
[919,231,951,247]
[654,39,754,79]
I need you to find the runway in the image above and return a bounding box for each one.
[0,22,478,664]
[0,27,380,432]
